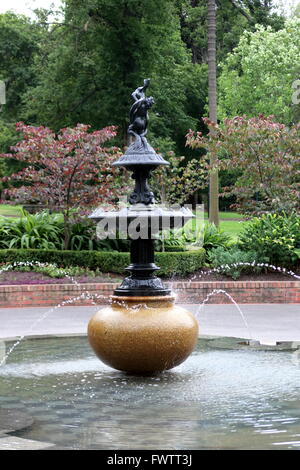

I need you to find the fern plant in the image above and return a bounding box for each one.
[0,210,64,250]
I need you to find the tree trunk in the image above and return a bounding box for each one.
[64,209,71,250]
[208,0,219,226]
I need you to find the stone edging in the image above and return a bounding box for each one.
[0,281,299,307]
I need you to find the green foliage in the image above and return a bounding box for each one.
[23,0,205,153]
[238,213,300,266]
[156,249,206,276]
[155,228,188,252]
[0,1,285,160]
[0,120,28,183]
[154,221,232,255]
[94,236,130,253]
[207,246,262,280]
[202,223,232,251]
[0,13,46,154]
[0,2,286,200]
[155,221,232,254]
[218,18,300,124]
[0,120,19,155]
[151,145,208,205]
[68,218,97,251]
[187,116,300,215]
[68,220,130,252]
[0,210,132,252]
[177,0,283,65]
[0,248,206,277]
[0,210,65,250]
[1,261,105,279]
[0,12,44,119]
[0,248,129,273]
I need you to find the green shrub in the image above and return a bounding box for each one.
[0,248,206,278]
[156,249,206,276]
[202,223,232,251]
[207,247,263,280]
[68,219,98,251]
[155,222,232,254]
[94,236,130,252]
[0,210,131,252]
[238,213,300,266]
[69,219,130,252]
[0,211,65,249]
[155,228,188,252]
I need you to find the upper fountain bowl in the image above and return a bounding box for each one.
[89,204,194,233]
[112,138,170,170]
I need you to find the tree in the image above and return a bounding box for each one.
[207,0,219,226]
[0,12,45,120]
[218,18,300,125]
[23,0,205,154]
[0,122,127,248]
[150,143,208,205]
[175,0,284,214]
[187,116,300,215]
[0,12,46,157]
[177,0,284,66]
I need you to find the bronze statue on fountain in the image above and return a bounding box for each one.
[128,78,154,151]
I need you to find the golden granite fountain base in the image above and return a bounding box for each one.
[88,296,199,374]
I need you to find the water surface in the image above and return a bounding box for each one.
[0,337,300,450]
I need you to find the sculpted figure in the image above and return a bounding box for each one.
[128,79,154,147]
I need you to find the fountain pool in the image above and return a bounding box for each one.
[1,335,300,450]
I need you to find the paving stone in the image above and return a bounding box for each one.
[0,436,54,450]
[1,304,300,343]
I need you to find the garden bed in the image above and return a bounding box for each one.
[183,269,300,283]
[0,270,299,285]
[0,271,122,285]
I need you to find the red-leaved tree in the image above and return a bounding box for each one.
[0,122,127,247]
[187,116,300,215]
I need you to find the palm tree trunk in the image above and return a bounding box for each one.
[208,0,220,226]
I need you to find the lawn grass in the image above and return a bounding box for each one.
[0,204,23,217]
[204,211,244,220]
[201,212,249,241]
[188,213,249,244]
[219,220,250,242]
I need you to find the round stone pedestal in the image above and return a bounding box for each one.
[88,296,199,374]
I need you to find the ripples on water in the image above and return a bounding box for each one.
[1,337,300,450]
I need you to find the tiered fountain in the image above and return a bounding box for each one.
[88,79,198,374]
[1,81,300,452]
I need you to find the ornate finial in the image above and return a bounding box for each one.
[128,78,154,149]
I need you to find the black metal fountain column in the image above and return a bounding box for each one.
[112,78,171,297]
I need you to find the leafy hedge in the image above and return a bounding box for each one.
[155,250,206,276]
[238,212,300,267]
[0,249,206,278]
